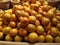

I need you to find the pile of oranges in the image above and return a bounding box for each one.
[0,0,60,43]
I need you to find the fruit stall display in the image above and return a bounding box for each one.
[0,0,60,43]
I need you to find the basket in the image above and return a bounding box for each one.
[0,41,60,45]
[47,0,60,7]
[0,0,10,10]
[11,0,20,7]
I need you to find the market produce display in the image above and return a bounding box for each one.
[0,0,60,43]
